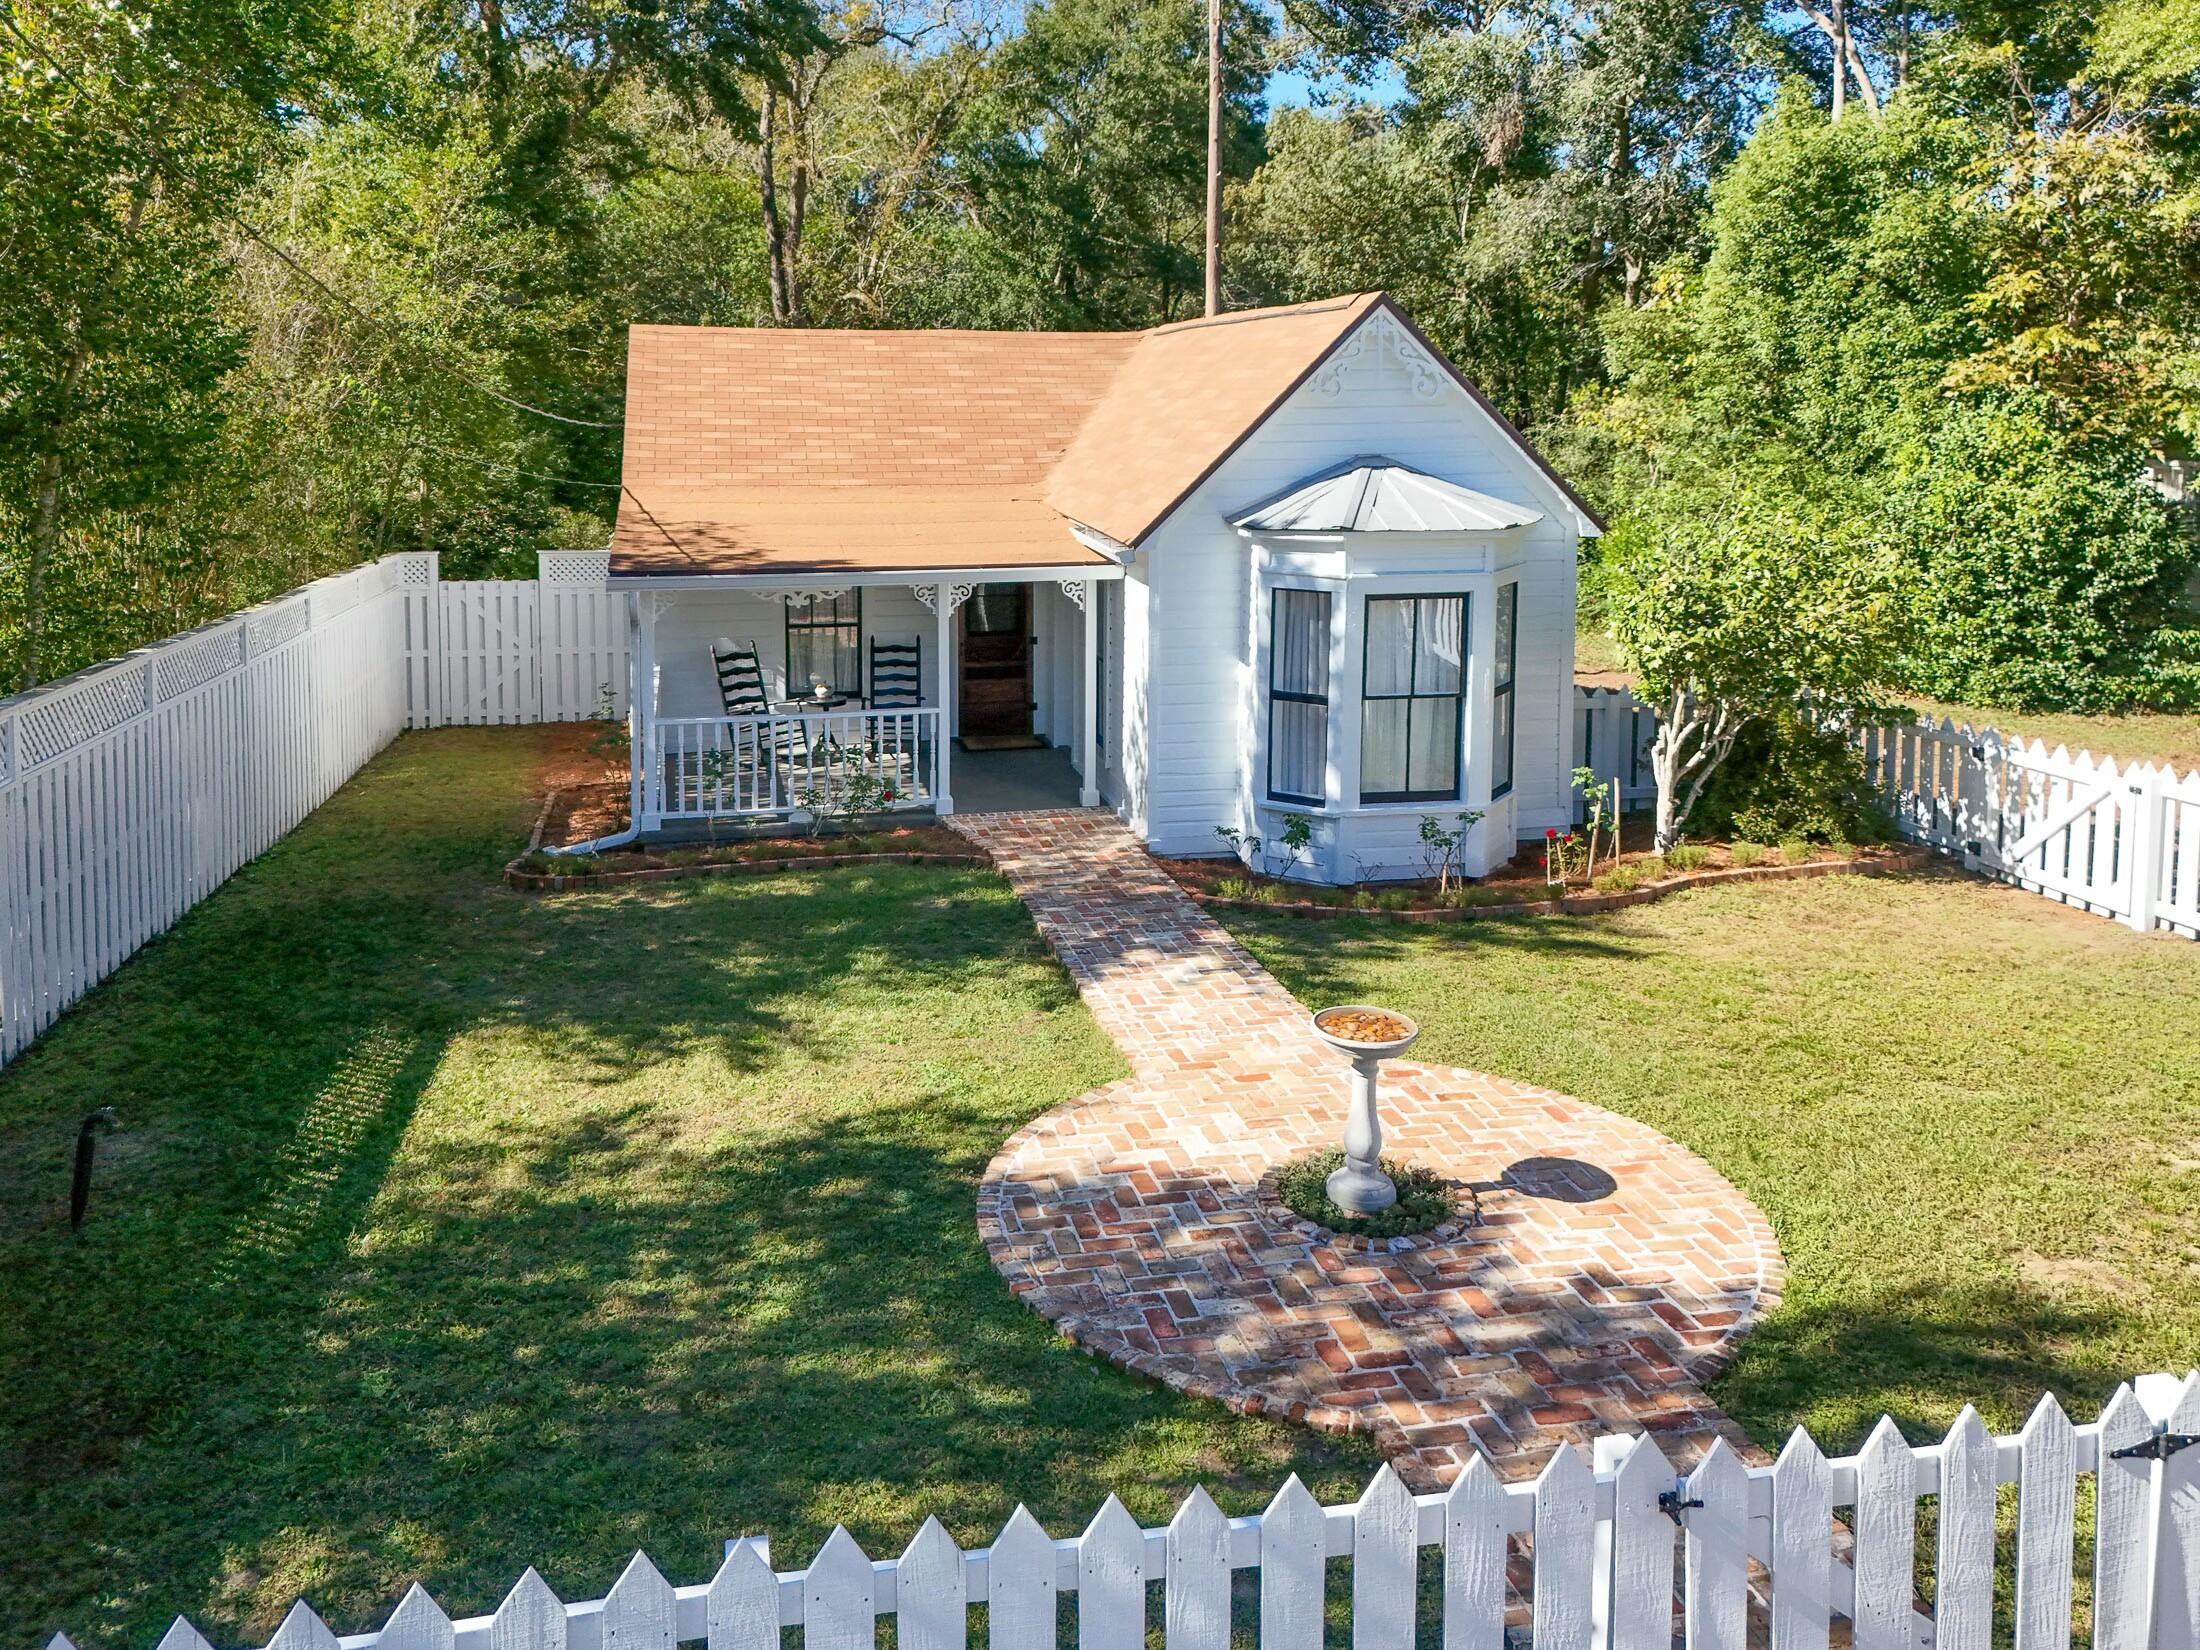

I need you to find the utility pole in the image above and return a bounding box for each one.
[1204,0,1222,316]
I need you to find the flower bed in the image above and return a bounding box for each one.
[506,824,988,890]
[1164,839,1931,922]
[1257,1151,1480,1251]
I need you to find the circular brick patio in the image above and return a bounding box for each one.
[954,808,1785,1488]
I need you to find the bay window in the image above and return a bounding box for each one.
[1267,588,1330,805]
[1361,594,1465,803]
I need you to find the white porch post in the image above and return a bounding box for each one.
[934,581,954,815]
[625,590,645,831]
[1079,581,1100,806]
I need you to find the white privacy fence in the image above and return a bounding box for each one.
[1572,687,1658,815]
[58,1372,2200,1650]
[0,551,627,1068]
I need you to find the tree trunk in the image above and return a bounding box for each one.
[1651,718,1687,854]
[759,93,794,324]
[1203,0,1222,317]
[1830,0,1847,120]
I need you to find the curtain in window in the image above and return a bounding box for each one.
[1268,589,1331,803]
[787,593,861,695]
[1492,583,1517,797]
[1361,594,1466,802]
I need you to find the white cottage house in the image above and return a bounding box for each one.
[608,292,1602,883]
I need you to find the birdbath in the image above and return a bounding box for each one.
[1310,1005,1421,1214]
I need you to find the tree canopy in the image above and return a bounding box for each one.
[2,0,2195,701]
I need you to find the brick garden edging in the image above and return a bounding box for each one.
[504,848,991,892]
[952,807,1787,1489]
[1186,843,1932,922]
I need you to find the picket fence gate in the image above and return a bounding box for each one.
[50,1373,2199,1650]
[0,552,627,1068]
[1861,718,2200,937]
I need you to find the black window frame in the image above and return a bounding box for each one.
[1359,592,1467,805]
[784,591,863,696]
[1491,581,1518,800]
[1266,587,1331,807]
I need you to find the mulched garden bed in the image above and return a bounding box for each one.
[1163,839,1931,922]
[506,824,988,891]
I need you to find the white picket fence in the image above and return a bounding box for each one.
[1572,686,2200,940]
[59,1372,2200,1650]
[1862,718,2200,936]
[0,551,627,1067]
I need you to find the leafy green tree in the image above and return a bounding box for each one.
[0,0,358,685]
[1602,486,1912,849]
[958,0,1273,325]
[1895,395,2198,710]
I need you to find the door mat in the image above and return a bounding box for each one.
[958,734,1050,751]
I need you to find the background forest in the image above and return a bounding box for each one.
[3,0,2197,709]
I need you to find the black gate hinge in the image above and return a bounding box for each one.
[2109,1432,2200,1462]
[1658,1489,1705,1524]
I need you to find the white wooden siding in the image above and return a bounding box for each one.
[1131,309,1581,860]
[74,1374,2200,1650]
[648,586,941,720]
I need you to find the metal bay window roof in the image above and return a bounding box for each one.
[1229,457,1544,534]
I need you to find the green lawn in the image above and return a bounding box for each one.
[0,729,1379,1650]
[11,729,2200,1650]
[1226,874,2200,1453]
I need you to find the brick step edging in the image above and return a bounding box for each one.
[505,848,993,892]
[1185,845,1932,923]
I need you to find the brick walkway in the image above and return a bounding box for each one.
[954,808,1783,1487]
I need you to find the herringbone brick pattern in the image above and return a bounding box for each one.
[955,808,1785,1488]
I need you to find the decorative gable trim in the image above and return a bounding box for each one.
[1134,296,1605,546]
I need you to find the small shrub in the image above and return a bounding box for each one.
[1374,889,1417,911]
[1275,1149,1457,1240]
[1215,876,1263,901]
[1731,840,1765,868]
[1778,836,1815,864]
[1695,707,1895,845]
[1593,863,1647,893]
[1666,843,1711,872]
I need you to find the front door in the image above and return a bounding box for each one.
[959,584,1031,739]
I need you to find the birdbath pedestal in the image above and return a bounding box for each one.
[1310,1005,1421,1215]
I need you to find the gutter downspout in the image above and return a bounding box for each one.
[546,586,646,856]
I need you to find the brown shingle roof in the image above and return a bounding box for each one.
[611,293,1596,577]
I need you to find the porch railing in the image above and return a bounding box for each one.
[649,709,942,822]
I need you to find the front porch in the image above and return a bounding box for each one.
[621,567,1119,834]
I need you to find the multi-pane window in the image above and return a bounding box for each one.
[1492,582,1518,799]
[1360,595,1465,803]
[1267,589,1331,805]
[785,592,861,696]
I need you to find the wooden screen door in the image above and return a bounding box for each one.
[959,584,1031,738]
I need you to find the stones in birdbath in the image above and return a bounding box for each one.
[1310,1004,1420,1214]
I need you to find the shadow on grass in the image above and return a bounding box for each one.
[0,731,1364,1649]
[1712,1274,2136,1449]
